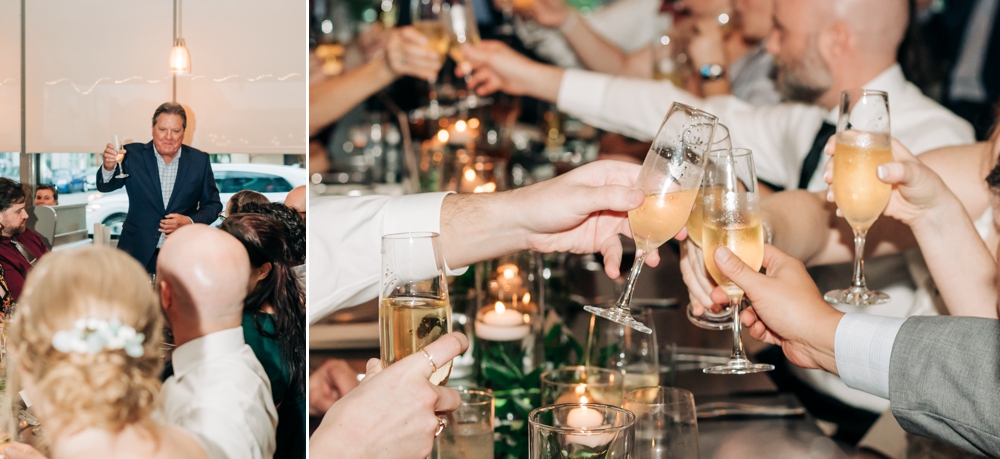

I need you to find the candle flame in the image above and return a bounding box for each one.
[473,186,484,193]
[502,266,517,279]
[523,313,531,324]
[575,385,585,395]
[523,292,530,304]
[580,396,589,404]
[436,129,449,143]
[480,182,496,193]
[469,118,480,129]
[464,168,476,181]
[495,301,506,314]
[455,120,467,132]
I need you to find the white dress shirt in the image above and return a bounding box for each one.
[556,63,976,412]
[556,63,974,191]
[309,192,467,323]
[159,327,278,459]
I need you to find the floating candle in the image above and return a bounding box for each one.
[475,301,530,341]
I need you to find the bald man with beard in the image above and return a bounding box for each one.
[462,0,975,442]
[157,225,278,459]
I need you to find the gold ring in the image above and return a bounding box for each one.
[420,348,439,374]
[434,417,448,437]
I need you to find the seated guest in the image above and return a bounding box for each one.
[221,214,306,459]
[225,189,270,218]
[34,185,57,206]
[284,185,306,223]
[8,246,207,459]
[0,178,49,301]
[156,225,278,459]
[239,202,306,268]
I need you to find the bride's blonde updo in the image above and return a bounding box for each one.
[9,246,164,433]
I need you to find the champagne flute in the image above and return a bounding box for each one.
[379,232,453,385]
[583,102,718,334]
[824,89,892,306]
[684,123,731,248]
[114,135,129,179]
[412,0,450,119]
[699,148,773,374]
[445,0,483,109]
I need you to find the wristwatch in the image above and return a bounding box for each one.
[699,64,726,82]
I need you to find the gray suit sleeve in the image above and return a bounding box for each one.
[888,316,1000,457]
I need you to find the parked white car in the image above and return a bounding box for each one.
[86,163,307,236]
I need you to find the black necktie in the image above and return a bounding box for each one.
[798,121,837,189]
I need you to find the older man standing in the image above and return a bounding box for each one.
[157,225,277,459]
[97,102,222,273]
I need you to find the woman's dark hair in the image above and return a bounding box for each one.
[220,214,305,393]
[227,190,270,216]
[239,202,306,265]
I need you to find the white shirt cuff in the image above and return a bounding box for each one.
[101,167,116,183]
[556,69,612,120]
[834,313,905,400]
[383,192,468,276]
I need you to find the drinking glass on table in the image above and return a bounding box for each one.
[587,311,659,393]
[694,148,773,374]
[623,386,699,459]
[379,232,453,385]
[824,89,892,306]
[114,135,129,179]
[412,0,450,118]
[583,102,718,334]
[431,389,494,459]
[529,404,635,459]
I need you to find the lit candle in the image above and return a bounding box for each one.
[475,301,530,341]
[495,264,523,292]
[565,397,612,448]
[448,119,475,145]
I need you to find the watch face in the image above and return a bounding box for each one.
[700,64,724,81]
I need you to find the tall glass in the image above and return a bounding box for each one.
[114,135,129,179]
[623,387,699,459]
[412,0,450,118]
[584,102,717,334]
[432,389,495,459]
[698,148,773,374]
[824,89,892,306]
[541,366,625,407]
[684,124,731,248]
[529,404,635,459]
[445,0,482,108]
[586,312,659,393]
[379,232,453,385]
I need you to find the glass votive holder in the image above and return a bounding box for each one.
[432,389,495,459]
[540,366,624,407]
[622,386,700,459]
[528,403,634,459]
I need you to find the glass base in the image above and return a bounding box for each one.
[583,305,652,334]
[115,173,129,179]
[686,303,733,330]
[703,359,774,375]
[823,288,890,306]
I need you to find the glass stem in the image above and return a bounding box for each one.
[851,229,868,291]
[729,296,747,362]
[614,251,648,312]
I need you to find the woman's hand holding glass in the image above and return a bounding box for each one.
[384,26,446,81]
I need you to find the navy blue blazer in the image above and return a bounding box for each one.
[96,141,222,268]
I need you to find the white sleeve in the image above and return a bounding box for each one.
[556,69,826,189]
[584,0,664,52]
[308,192,468,324]
[834,313,906,400]
[101,167,116,183]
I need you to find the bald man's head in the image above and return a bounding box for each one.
[157,225,251,322]
[766,0,908,106]
[284,185,306,222]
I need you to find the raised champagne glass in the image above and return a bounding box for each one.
[698,148,773,374]
[684,123,731,248]
[824,89,892,306]
[114,135,129,179]
[413,0,450,119]
[380,232,453,385]
[583,102,718,334]
[445,0,483,109]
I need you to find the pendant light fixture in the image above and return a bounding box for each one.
[169,0,191,74]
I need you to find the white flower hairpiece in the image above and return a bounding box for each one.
[51,318,145,358]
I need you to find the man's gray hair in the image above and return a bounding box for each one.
[152,102,187,129]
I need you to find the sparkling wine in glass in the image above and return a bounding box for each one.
[824,89,892,306]
[413,0,450,119]
[114,135,129,179]
[379,232,453,385]
[684,123,731,248]
[698,148,773,374]
[583,102,718,334]
[445,0,483,109]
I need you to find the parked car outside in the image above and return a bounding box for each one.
[52,169,86,194]
[86,163,307,236]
